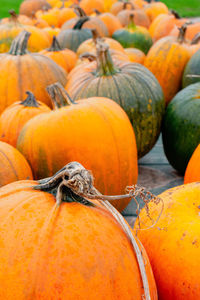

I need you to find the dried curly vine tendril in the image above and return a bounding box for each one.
[35,161,163,300]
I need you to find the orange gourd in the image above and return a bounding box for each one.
[184,144,200,184]
[0,141,33,186]
[17,83,138,212]
[0,31,67,113]
[134,182,200,299]
[0,91,50,147]
[40,36,77,72]
[0,161,157,299]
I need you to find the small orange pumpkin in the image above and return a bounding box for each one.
[19,0,51,17]
[0,141,33,186]
[184,144,200,184]
[0,91,50,147]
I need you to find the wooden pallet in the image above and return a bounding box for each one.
[123,134,184,226]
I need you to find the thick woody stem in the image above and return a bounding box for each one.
[20,91,40,107]
[46,82,75,110]
[9,30,31,55]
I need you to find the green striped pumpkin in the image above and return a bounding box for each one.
[66,42,165,158]
[162,82,200,174]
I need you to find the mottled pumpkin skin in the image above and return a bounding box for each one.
[144,36,190,104]
[134,182,200,300]
[0,98,50,147]
[0,53,67,113]
[0,179,157,299]
[0,141,33,186]
[0,23,51,53]
[162,82,200,174]
[66,61,164,158]
[17,97,138,212]
[57,27,92,52]
[182,49,200,88]
[112,25,153,54]
[184,144,200,183]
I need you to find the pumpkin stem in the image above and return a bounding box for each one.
[20,91,40,107]
[48,36,61,52]
[9,9,18,22]
[123,1,134,10]
[73,16,90,30]
[177,24,187,44]
[46,82,75,109]
[93,9,101,15]
[9,30,31,55]
[91,28,100,44]
[127,14,136,29]
[191,33,200,45]
[73,5,87,17]
[96,41,118,76]
[170,9,181,19]
[34,161,161,300]
[79,52,97,62]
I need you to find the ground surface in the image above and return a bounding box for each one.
[123,134,184,226]
[0,0,200,18]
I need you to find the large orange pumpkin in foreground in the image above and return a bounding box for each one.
[0,30,67,113]
[134,182,200,299]
[0,162,157,299]
[17,83,138,212]
[0,141,33,186]
[184,144,200,183]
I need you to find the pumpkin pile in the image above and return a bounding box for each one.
[0,0,199,298]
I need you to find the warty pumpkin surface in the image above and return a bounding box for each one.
[134,182,200,300]
[0,91,50,147]
[0,141,33,186]
[0,162,157,299]
[66,42,165,158]
[184,144,200,184]
[0,31,67,113]
[17,83,138,212]
[144,27,190,104]
[162,82,200,174]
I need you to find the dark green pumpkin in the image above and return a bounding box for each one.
[112,15,153,54]
[182,49,200,88]
[57,17,92,52]
[162,82,200,174]
[66,42,165,158]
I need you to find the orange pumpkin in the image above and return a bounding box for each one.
[144,26,190,104]
[110,1,138,16]
[143,1,168,22]
[170,22,200,41]
[0,161,157,299]
[40,36,77,72]
[79,0,105,14]
[97,12,122,36]
[117,8,150,28]
[43,26,60,41]
[0,31,67,113]
[0,141,33,186]
[19,0,51,17]
[1,10,34,26]
[17,83,138,212]
[0,91,50,147]
[134,182,200,300]
[58,7,77,27]
[0,18,51,53]
[125,48,145,64]
[35,7,61,27]
[32,17,49,28]
[184,144,200,184]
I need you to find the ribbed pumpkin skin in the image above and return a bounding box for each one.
[57,27,92,52]
[0,179,157,299]
[19,0,51,17]
[117,9,150,29]
[17,97,138,212]
[0,141,33,186]
[134,182,200,300]
[125,48,145,64]
[162,82,200,174]
[112,25,153,54]
[144,36,190,104]
[182,49,200,88]
[0,23,51,53]
[0,97,50,147]
[66,61,164,158]
[184,144,200,183]
[0,31,67,113]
